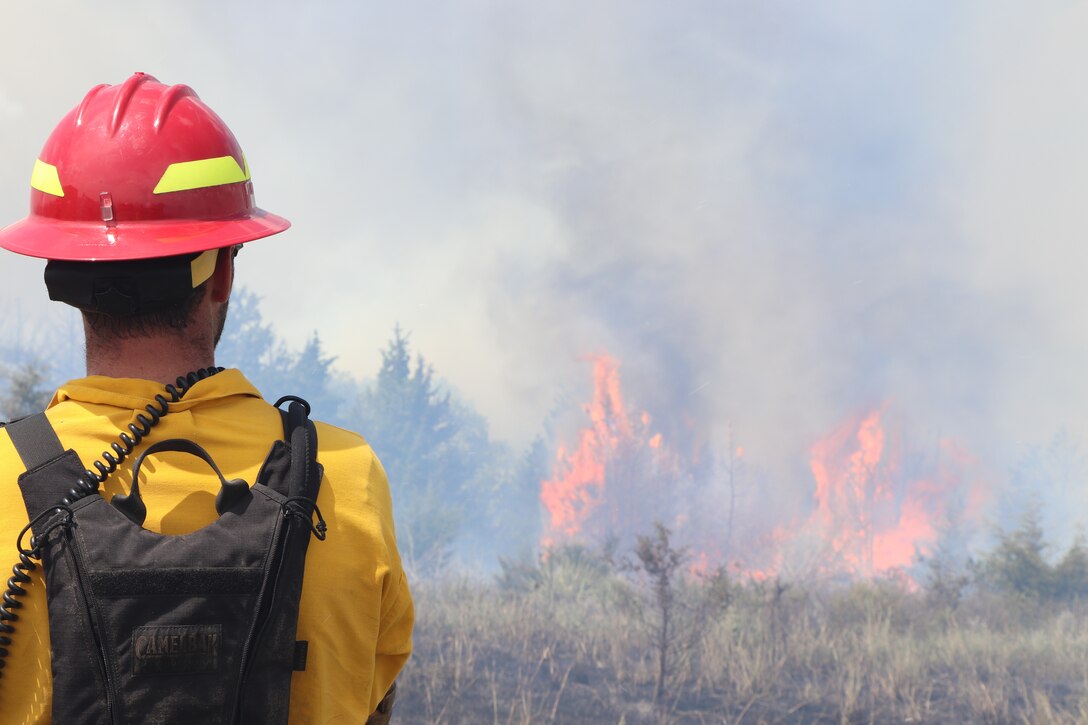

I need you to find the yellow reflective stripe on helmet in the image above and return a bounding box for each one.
[153,155,250,195]
[190,249,218,287]
[30,159,64,197]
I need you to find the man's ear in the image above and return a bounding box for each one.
[209,246,235,304]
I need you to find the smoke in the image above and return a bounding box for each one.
[3,2,1088,551]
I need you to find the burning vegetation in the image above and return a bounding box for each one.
[540,354,987,584]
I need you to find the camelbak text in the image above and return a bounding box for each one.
[132,624,221,675]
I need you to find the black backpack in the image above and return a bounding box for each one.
[1,373,325,724]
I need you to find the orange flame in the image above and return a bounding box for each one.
[541,356,622,540]
[802,406,963,577]
[540,355,676,545]
[542,354,984,583]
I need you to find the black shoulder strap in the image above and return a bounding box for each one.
[284,400,321,502]
[6,413,65,471]
[5,413,89,534]
[266,400,321,500]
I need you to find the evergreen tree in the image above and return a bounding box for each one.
[976,505,1088,603]
[1053,534,1088,601]
[456,435,547,566]
[980,506,1053,600]
[355,327,490,575]
[500,436,549,556]
[217,288,344,424]
[0,360,53,420]
[1005,432,1086,553]
[216,288,283,375]
[215,310,544,574]
[922,495,973,611]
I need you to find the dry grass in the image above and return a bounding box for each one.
[395,561,1088,724]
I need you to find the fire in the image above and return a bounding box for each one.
[794,406,971,578]
[809,408,892,575]
[540,355,678,546]
[542,354,983,582]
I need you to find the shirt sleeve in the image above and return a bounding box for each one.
[369,565,413,713]
[360,446,414,715]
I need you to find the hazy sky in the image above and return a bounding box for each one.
[2,2,1087,511]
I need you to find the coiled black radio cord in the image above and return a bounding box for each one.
[0,366,223,675]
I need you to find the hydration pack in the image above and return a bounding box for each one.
[4,395,325,724]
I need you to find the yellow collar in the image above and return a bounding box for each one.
[50,368,263,412]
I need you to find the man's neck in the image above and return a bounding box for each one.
[84,335,216,386]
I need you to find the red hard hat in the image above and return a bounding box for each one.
[0,72,289,261]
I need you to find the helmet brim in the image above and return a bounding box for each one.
[0,208,290,261]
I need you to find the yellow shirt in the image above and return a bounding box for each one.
[0,370,413,723]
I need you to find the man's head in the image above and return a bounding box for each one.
[0,73,288,345]
[51,245,239,346]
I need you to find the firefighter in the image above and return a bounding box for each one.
[0,73,411,723]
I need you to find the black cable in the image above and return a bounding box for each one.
[0,550,35,669]
[0,366,223,676]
